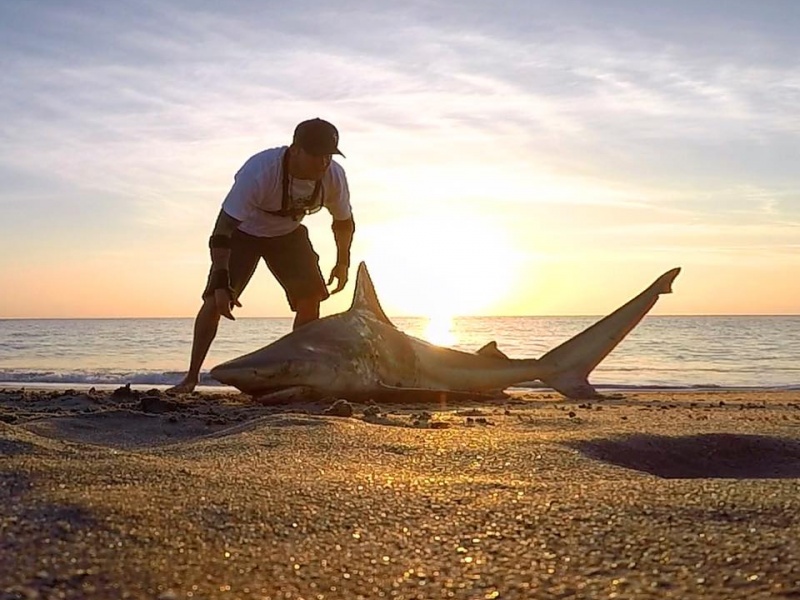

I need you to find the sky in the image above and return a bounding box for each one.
[1,0,798,319]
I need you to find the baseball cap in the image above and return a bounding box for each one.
[293,118,345,157]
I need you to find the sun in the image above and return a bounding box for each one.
[361,214,522,321]
[423,313,457,346]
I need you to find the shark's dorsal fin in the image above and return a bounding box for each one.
[476,341,510,359]
[349,262,395,326]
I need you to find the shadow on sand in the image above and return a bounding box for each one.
[0,470,34,502]
[568,433,800,479]
[0,438,41,457]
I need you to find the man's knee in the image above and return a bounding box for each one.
[296,298,320,317]
[198,295,222,322]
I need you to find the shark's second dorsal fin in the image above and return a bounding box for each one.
[476,341,510,359]
[349,262,395,327]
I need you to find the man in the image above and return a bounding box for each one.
[168,118,355,394]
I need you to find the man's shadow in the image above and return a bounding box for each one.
[567,433,800,479]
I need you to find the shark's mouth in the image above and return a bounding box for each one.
[240,384,323,401]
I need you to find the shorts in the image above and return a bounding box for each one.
[202,225,329,311]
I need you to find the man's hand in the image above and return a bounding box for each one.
[214,287,242,320]
[327,263,349,294]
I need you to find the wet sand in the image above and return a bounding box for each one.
[2,386,800,599]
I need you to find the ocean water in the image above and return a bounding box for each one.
[0,316,798,391]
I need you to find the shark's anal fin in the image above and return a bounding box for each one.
[349,262,395,327]
[538,267,681,399]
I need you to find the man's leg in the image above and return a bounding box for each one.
[263,225,330,330]
[293,297,320,330]
[166,297,221,393]
[168,231,260,394]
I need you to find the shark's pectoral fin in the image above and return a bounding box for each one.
[252,386,320,405]
[372,383,509,403]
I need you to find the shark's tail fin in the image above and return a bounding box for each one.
[536,268,681,398]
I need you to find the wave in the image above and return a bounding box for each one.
[0,369,225,387]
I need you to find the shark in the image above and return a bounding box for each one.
[210,262,681,401]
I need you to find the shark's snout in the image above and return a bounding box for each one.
[209,351,340,395]
[209,361,248,387]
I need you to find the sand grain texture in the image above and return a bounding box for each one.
[2,387,800,599]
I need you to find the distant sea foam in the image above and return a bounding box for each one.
[1,316,798,391]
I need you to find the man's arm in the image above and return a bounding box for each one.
[209,209,242,271]
[332,217,355,267]
[208,209,243,319]
[328,217,355,294]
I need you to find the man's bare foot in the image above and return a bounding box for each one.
[166,376,198,395]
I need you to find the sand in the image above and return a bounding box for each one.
[2,386,800,599]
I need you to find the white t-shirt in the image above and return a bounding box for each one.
[221,146,352,237]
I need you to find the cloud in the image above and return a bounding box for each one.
[1,0,798,315]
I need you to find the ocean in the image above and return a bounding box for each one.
[0,316,798,392]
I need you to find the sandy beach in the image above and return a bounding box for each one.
[2,386,800,599]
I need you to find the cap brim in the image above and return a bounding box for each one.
[303,145,345,158]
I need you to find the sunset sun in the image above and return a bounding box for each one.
[362,215,522,321]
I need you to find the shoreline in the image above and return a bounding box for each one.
[2,381,798,394]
